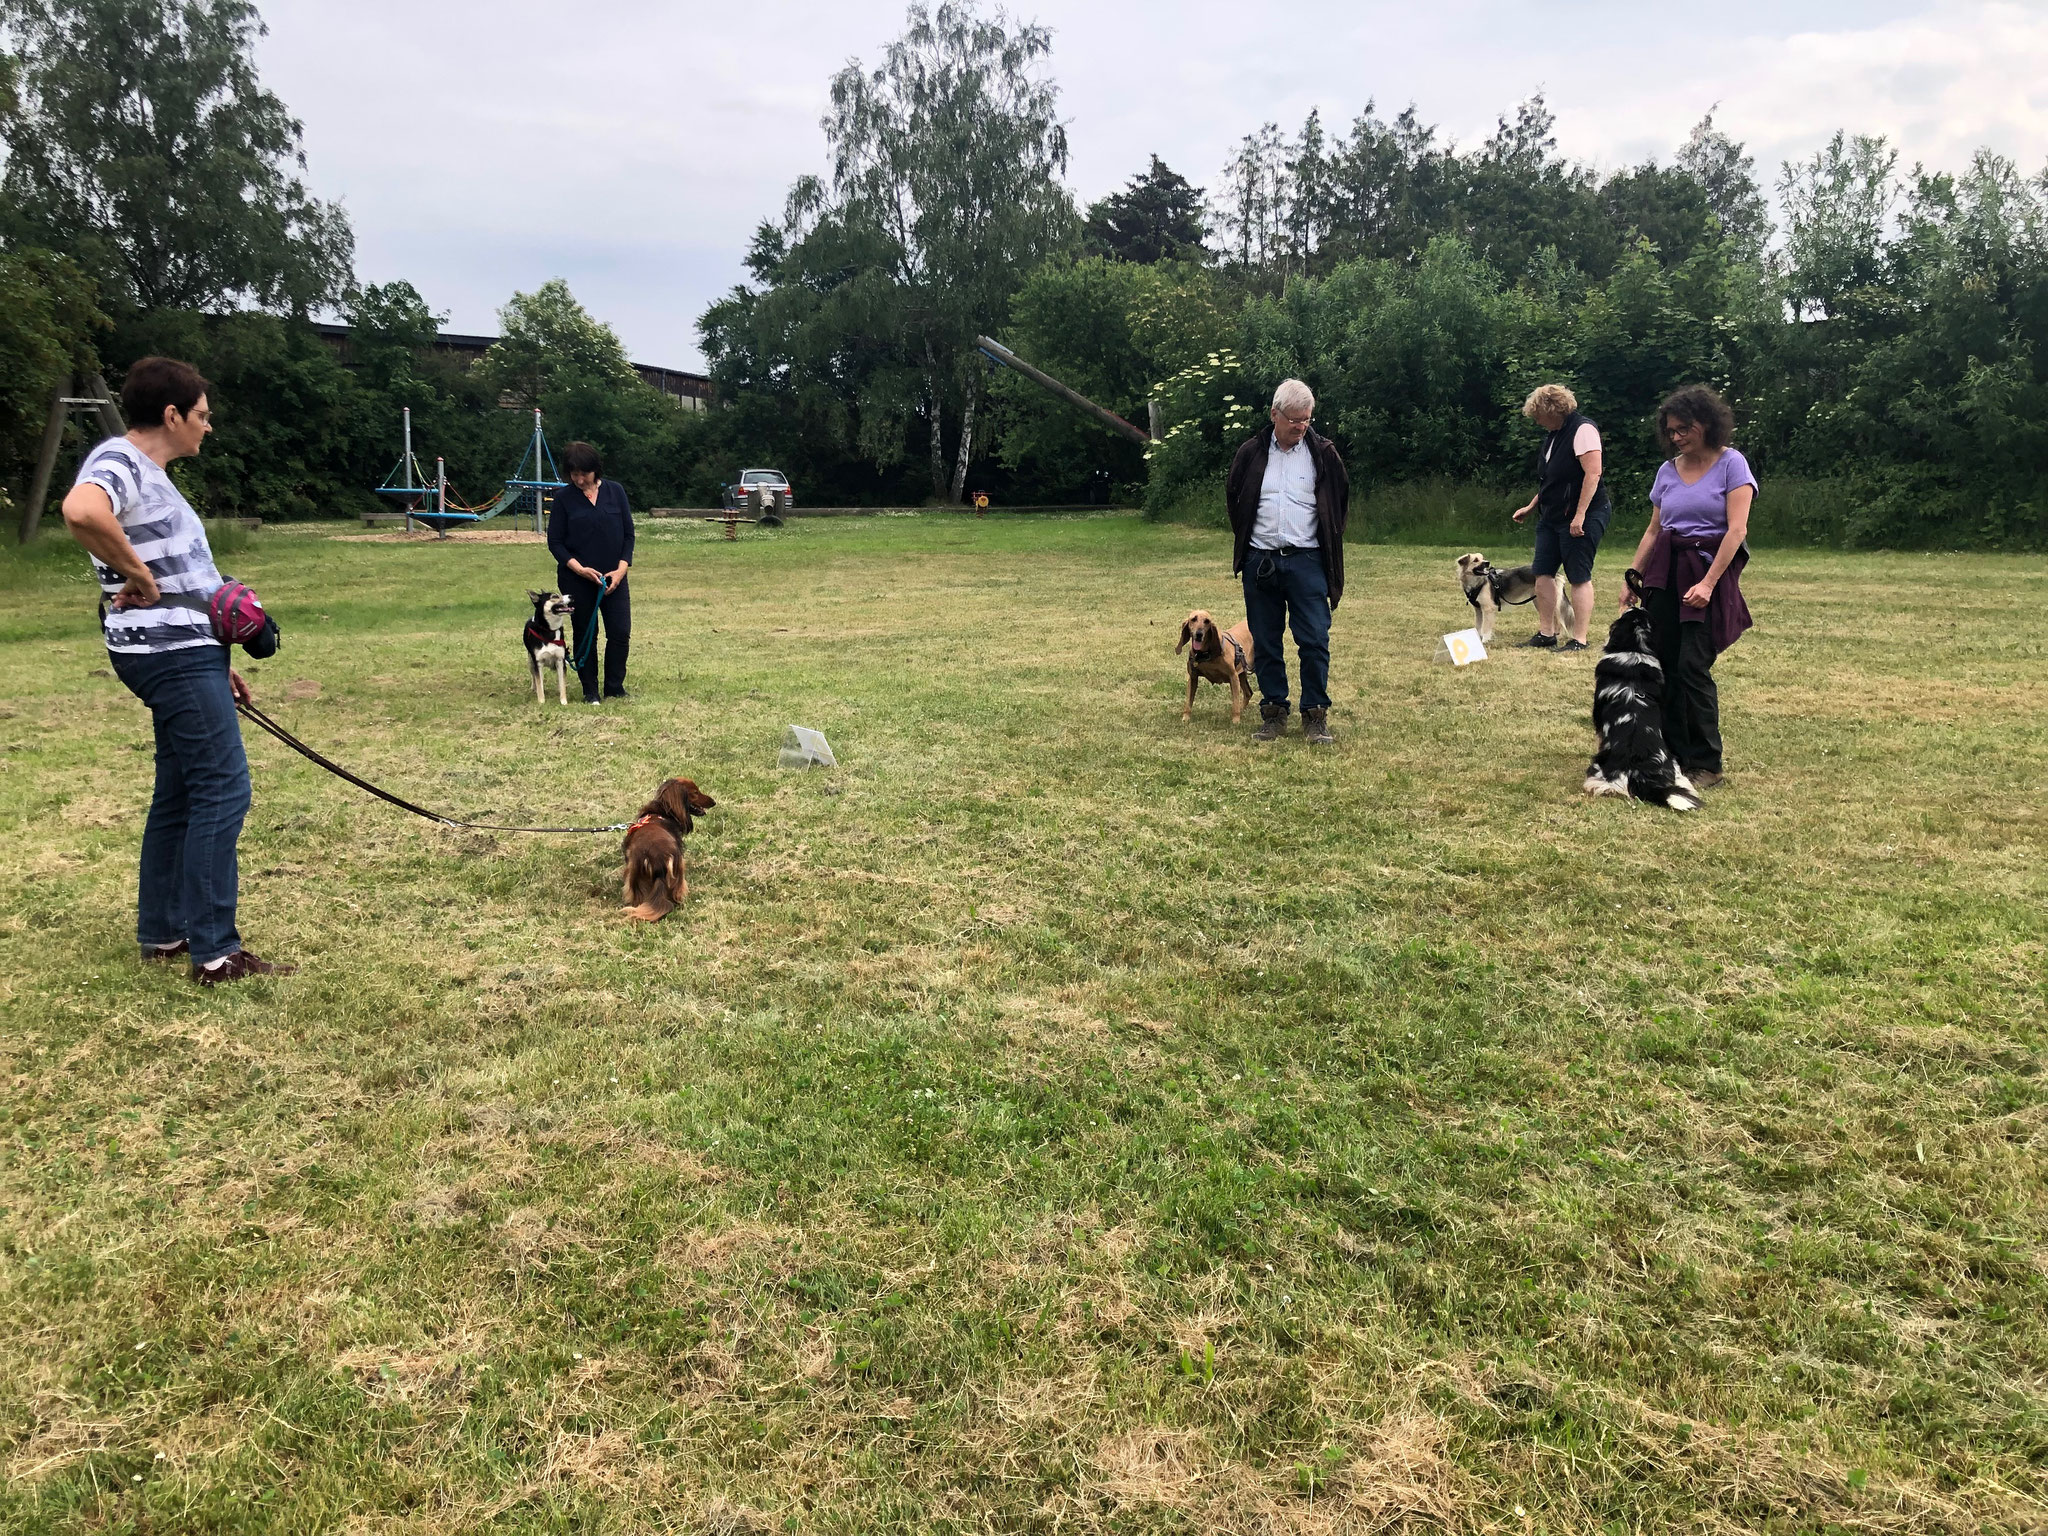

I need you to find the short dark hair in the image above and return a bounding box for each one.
[121,356,211,431]
[561,441,603,477]
[1657,385,1735,451]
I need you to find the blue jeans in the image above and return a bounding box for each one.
[1242,548,1332,712]
[111,644,250,965]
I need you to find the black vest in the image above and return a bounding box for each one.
[1535,411,1611,526]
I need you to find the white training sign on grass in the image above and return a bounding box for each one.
[1436,628,1488,666]
[779,725,837,769]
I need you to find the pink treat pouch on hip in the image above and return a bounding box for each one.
[209,579,280,658]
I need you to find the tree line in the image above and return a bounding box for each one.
[0,0,714,524]
[5,0,2045,546]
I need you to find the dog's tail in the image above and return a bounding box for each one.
[1630,772,1702,812]
[1588,765,1703,812]
[623,894,674,922]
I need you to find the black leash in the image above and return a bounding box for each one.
[235,700,630,834]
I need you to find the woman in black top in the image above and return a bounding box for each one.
[545,440,635,703]
[1509,383,1610,651]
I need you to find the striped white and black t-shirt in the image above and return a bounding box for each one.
[74,438,224,655]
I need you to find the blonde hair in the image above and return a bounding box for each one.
[1521,383,1578,420]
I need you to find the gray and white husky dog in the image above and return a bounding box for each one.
[1584,607,1701,811]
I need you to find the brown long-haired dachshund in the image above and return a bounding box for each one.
[620,778,716,921]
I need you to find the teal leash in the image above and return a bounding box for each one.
[572,574,612,672]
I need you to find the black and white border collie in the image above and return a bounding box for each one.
[1584,607,1702,811]
[523,590,574,705]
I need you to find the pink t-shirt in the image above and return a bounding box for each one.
[1543,422,1601,463]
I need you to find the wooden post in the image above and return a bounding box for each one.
[85,373,126,438]
[973,335,1150,446]
[19,378,72,544]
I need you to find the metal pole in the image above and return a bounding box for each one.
[1148,399,1162,442]
[20,378,71,544]
[532,408,544,534]
[403,408,415,535]
[436,456,447,540]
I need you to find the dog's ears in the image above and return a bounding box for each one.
[527,589,544,603]
[656,779,694,834]
[1176,616,1193,655]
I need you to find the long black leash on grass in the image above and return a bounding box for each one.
[236,700,631,834]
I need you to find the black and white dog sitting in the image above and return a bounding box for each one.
[1456,552,1576,645]
[523,590,574,705]
[1584,607,1701,811]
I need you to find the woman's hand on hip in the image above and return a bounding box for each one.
[112,570,160,609]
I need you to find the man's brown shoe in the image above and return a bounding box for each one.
[1252,702,1288,741]
[1302,708,1335,744]
[1688,769,1725,790]
[143,940,190,963]
[193,950,298,987]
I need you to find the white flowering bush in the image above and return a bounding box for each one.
[1143,346,1258,515]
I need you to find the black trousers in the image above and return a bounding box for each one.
[561,568,630,698]
[1646,586,1722,773]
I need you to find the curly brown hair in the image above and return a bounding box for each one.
[1657,385,1735,451]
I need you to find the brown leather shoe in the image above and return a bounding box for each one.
[143,940,190,963]
[1252,701,1288,741]
[1302,708,1335,744]
[193,950,298,986]
[1688,769,1725,790]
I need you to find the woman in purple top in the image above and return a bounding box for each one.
[1619,385,1755,788]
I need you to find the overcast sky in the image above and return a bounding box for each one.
[257,0,2048,371]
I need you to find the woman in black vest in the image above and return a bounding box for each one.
[1510,383,1610,651]
[545,440,635,704]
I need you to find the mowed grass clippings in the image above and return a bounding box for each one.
[0,514,2043,1534]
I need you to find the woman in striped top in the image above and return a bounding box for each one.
[60,356,296,986]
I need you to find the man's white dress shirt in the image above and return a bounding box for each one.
[1253,436,1320,550]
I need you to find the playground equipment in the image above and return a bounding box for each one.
[18,373,126,544]
[375,408,567,538]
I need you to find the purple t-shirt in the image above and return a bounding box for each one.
[1652,448,1757,540]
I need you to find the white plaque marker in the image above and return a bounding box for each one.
[1435,628,1487,666]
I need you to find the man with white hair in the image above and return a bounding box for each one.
[1224,378,1351,742]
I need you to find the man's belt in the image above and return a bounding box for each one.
[1250,543,1319,558]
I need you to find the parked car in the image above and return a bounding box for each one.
[722,468,793,516]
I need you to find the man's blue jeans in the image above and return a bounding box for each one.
[1242,548,1332,712]
[110,644,250,965]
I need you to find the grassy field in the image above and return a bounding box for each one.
[0,514,2043,1534]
